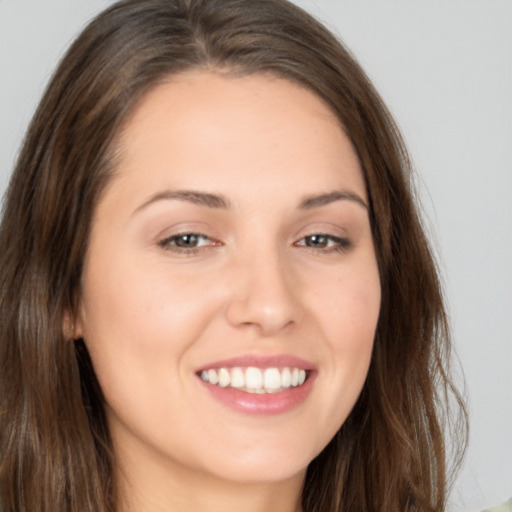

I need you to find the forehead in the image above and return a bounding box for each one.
[109,71,366,205]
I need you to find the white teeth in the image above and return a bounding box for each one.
[230,367,245,388]
[218,367,230,387]
[291,368,299,386]
[207,369,218,385]
[245,367,263,389]
[281,367,292,388]
[199,366,309,393]
[263,368,281,391]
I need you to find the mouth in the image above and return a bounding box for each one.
[198,366,309,394]
[195,355,316,414]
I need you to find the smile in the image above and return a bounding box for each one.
[199,366,308,394]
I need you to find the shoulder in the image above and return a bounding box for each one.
[482,497,512,512]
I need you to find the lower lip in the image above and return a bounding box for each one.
[199,373,316,415]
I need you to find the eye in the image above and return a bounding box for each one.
[158,232,217,253]
[295,234,351,252]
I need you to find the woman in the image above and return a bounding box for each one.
[0,0,467,511]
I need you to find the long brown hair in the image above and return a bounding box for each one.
[0,1,467,510]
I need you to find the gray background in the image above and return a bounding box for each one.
[1,1,511,510]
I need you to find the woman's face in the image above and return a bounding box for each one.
[76,72,381,488]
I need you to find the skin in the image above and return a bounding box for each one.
[75,71,381,512]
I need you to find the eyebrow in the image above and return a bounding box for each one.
[133,188,368,215]
[299,190,368,210]
[134,190,231,214]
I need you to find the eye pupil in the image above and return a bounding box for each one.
[175,234,199,247]
[306,235,328,248]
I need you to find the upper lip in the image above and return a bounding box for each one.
[196,354,316,373]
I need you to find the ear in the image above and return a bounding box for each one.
[62,307,84,341]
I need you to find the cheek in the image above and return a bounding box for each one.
[334,273,380,370]
[78,254,225,402]
[77,257,227,444]
[314,259,381,344]
[81,255,218,344]
[309,265,380,424]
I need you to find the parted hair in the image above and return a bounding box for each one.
[0,0,467,511]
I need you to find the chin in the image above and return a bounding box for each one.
[192,436,322,485]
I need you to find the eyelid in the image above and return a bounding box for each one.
[152,218,219,246]
[158,231,221,254]
[294,233,352,252]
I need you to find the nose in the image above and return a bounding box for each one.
[225,249,300,336]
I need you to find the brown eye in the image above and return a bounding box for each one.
[304,234,329,248]
[159,233,212,252]
[173,234,204,248]
[296,234,352,252]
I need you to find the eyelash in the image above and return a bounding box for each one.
[294,234,352,253]
[158,232,352,255]
[158,233,216,254]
